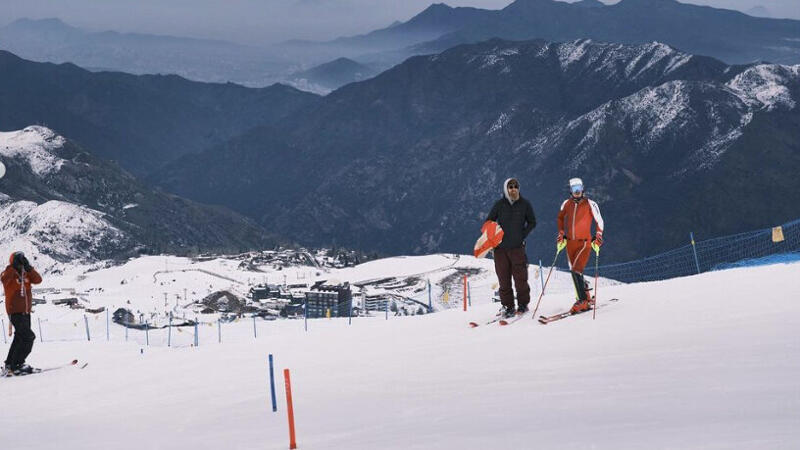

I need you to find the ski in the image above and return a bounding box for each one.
[40,359,80,372]
[538,310,581,324]
[3,359,81,377]
[538,298,619,324]
[498,311,529,326]
[469,315,505,328]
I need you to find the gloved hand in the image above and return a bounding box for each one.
[591,233,603,254]
[21,254,32,272]
[556,231,566,252]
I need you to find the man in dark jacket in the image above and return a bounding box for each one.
[487,178,536,317]
[2,251,43,376]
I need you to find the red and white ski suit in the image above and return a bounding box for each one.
[557,197,604,274]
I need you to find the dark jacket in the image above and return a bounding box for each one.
[487,180,536,249]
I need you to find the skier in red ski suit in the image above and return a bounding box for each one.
[556,178,604,313]
[2,251,42,376]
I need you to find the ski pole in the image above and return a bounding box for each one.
[593,246,600,320]
[531,246,563,320]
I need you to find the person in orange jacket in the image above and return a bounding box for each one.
[557,178,604,314]
[2,251,43,376]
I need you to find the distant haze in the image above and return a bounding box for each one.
[2,0,799,46]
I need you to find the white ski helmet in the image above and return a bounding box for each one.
[569,177,584,193]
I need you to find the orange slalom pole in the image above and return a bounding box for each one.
[463,275,467,311]
[284,369,297,449]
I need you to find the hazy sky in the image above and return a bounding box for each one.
[2,0,798,46]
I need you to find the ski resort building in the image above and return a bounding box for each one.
[304,281,352,318]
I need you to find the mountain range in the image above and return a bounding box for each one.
[3,5,800,264]
[4,0,800,94]
[0,17,291,86]
[408,0,800,65]
[0,50,320,176]
[151,39,800,263]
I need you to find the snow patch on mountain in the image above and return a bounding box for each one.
[0,126,67,176]
[554,80,755,172]
[624,42,692,78]
[726,64,800,110]
[557,39,592,68]
[467,46,520,71]
[0,199,130,272]
[617,81,693,146]
[555,40,691,79]
[487,111,512,135]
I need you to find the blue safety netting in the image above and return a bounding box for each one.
[592,217,800,283]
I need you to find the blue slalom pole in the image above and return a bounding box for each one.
[193,321,198,347]
[268,354,278,412]
[145,322,150,346]
[690,232,701,274]
[2,318,6,344]
[218,318,222,343]
[385,299,389,320]
[253,316,257,339]
[38,317,43,342]
[304,299,308,332]
[348,295,352,325]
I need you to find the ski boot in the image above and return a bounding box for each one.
[570,299,591,314]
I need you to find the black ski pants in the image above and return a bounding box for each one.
[5,313,35,369]
[494,247,530,309]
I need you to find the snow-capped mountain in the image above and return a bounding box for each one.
[155,39,800,263]
[0,126,278,270]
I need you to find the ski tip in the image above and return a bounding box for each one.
[468,322,479,328]
[79,363,88,369]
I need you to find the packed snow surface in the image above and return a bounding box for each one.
[2,256,798,449]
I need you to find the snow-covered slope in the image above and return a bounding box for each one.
[2,256,798,449]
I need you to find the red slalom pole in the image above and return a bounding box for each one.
[284,369,297,449]
[531,247,562,320]
[593,249,599,320]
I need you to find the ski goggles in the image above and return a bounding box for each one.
[570,184,583,194]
